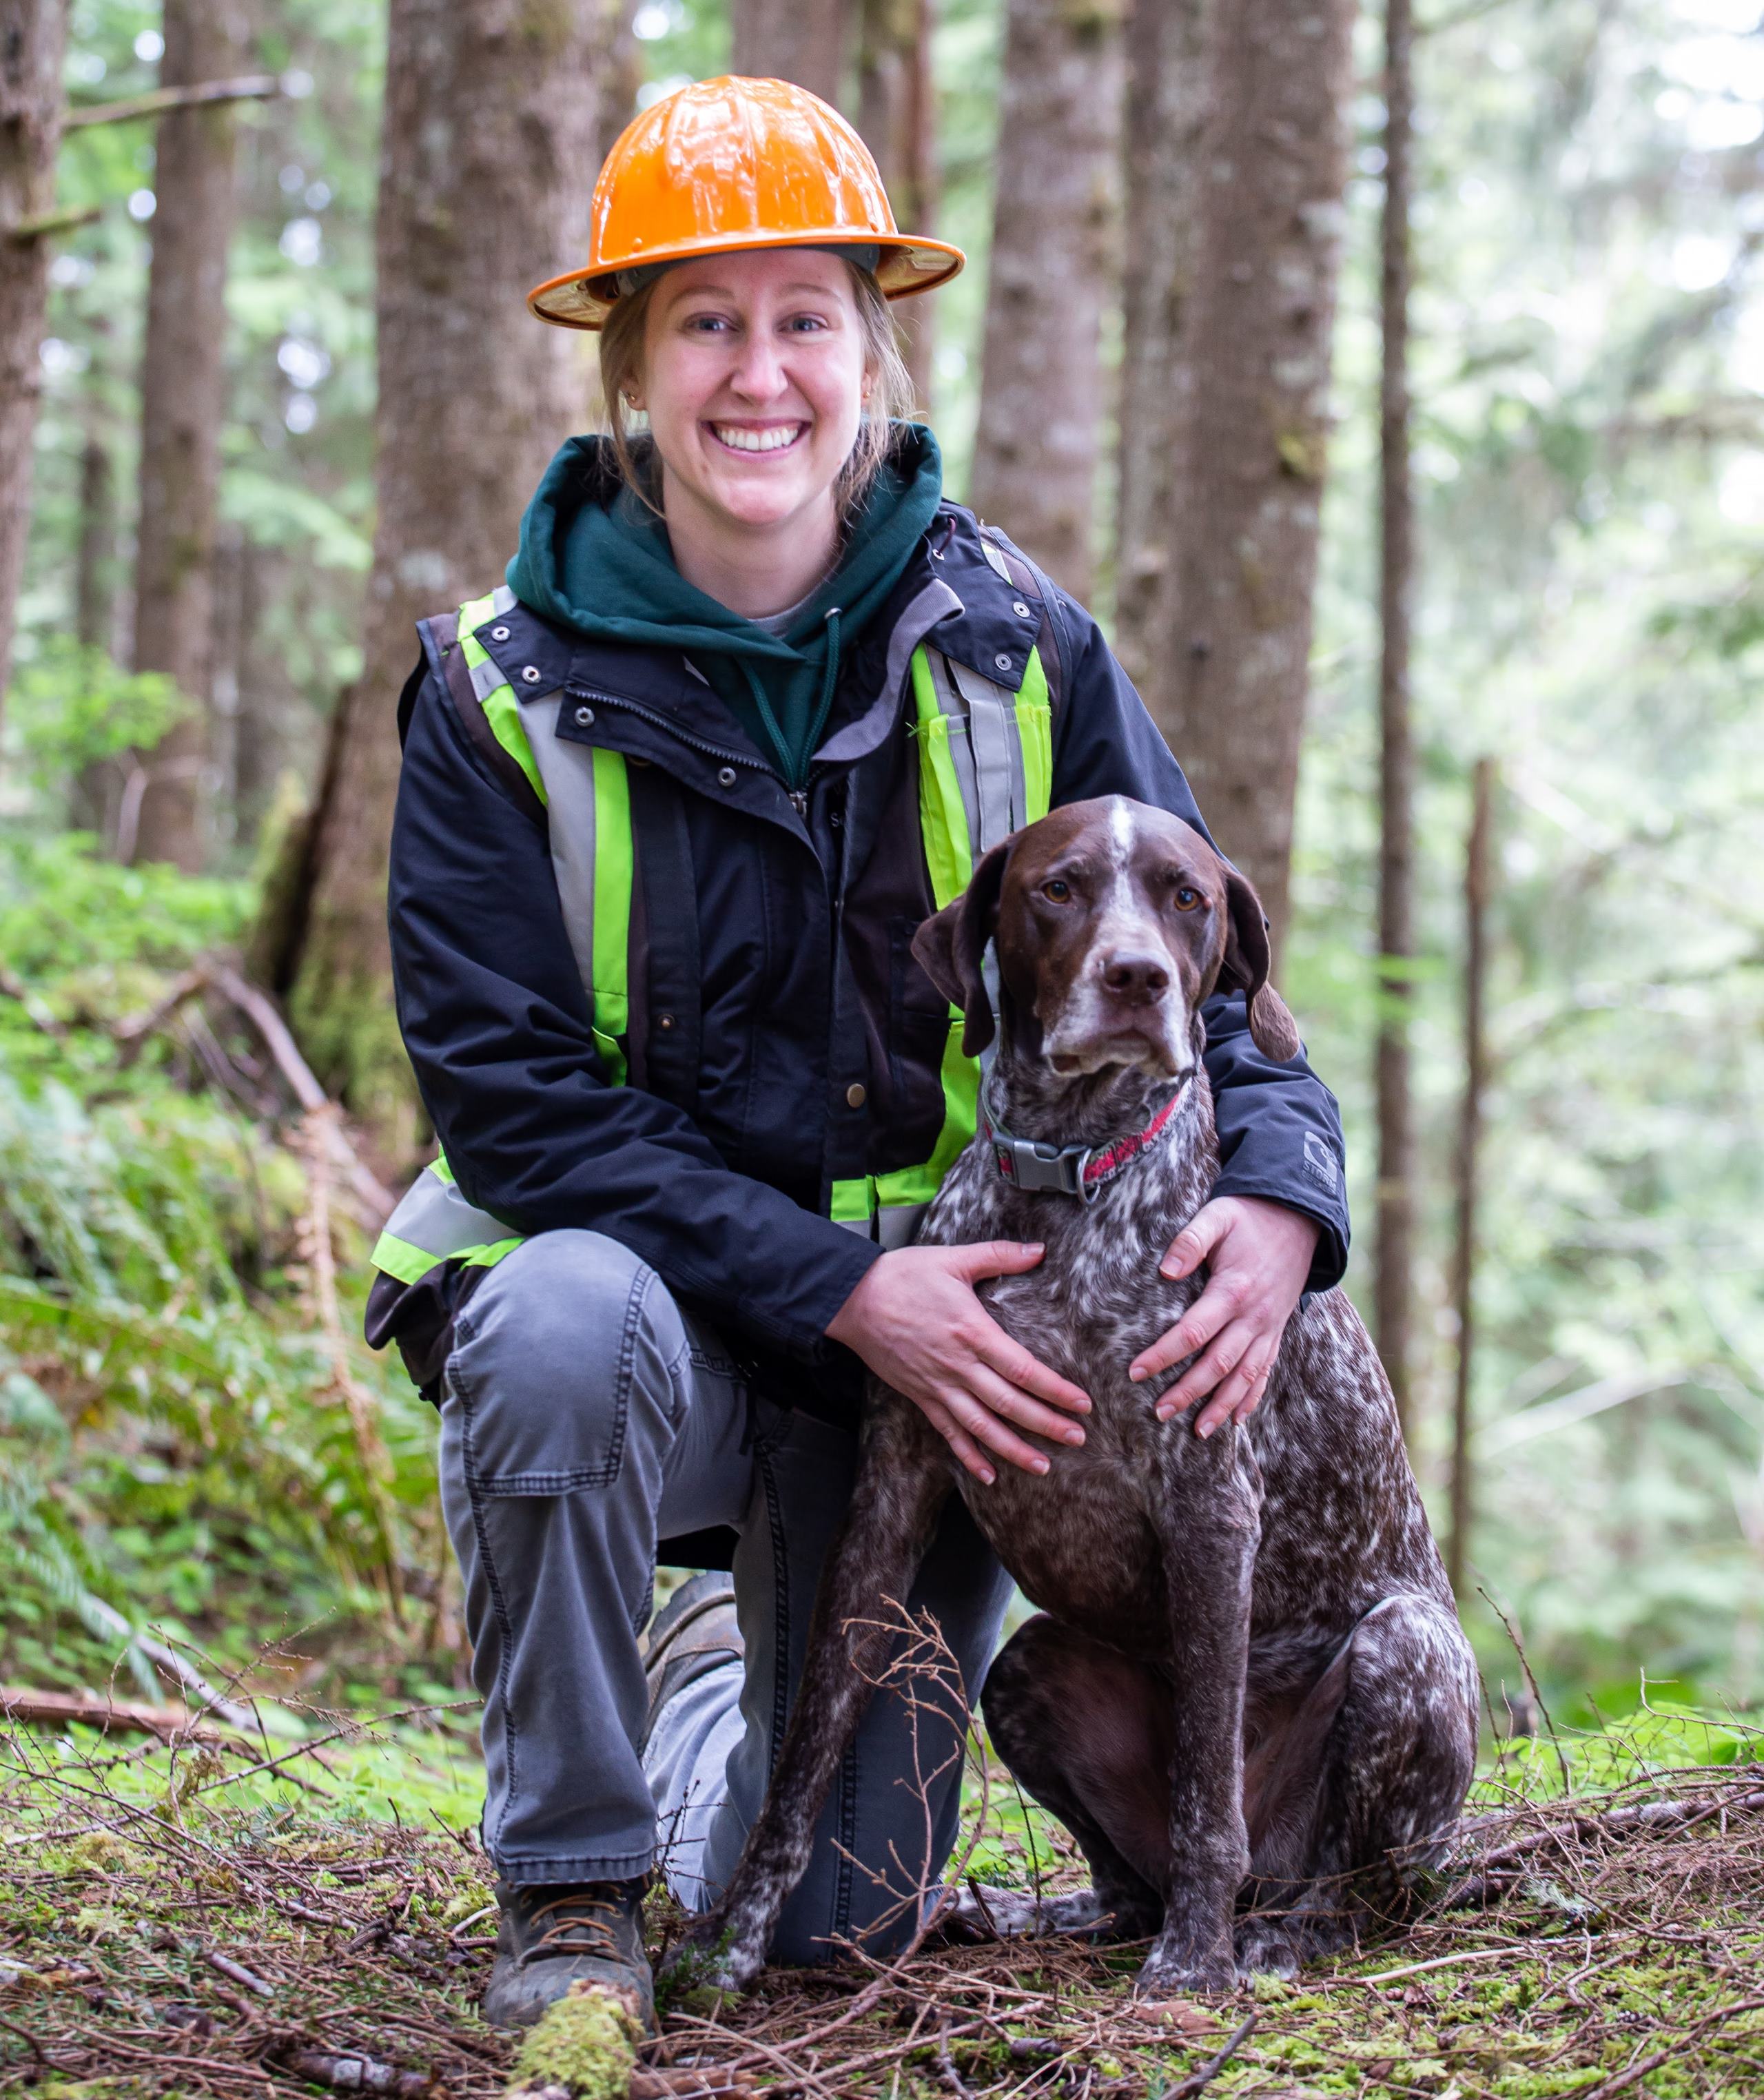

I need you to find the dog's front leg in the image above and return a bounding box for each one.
[670,1399,954,1991]
[1137,1428,1262,1997]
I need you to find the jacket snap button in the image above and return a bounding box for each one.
[521,665,542,684]
[657,1012,675,1031]
[1012,601,1032,618]
[574,704,595,726]
[846,1082,867,1109]
[994,653,1013,672]
[717,765,737,788]
[491,624,510,641]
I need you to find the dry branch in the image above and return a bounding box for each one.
[0,1685,219,1740]
[62,73,282,129]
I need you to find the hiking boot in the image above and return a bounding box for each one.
[639,1569,743,1753]
[480,1877,654,2033]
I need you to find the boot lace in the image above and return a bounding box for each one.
[524,1887,626,1962]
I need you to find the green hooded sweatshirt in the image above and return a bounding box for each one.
[505,426,945,792]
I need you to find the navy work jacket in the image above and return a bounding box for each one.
[379,498,1350,1423]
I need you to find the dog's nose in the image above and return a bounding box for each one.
[1100,952,1170,1002]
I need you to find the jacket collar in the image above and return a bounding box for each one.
[466,501,1042,781]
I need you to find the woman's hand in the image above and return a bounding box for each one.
[826,1242,1092,1485]
[1128,1197,1320,1437]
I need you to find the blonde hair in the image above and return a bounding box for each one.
[598,260,918,522]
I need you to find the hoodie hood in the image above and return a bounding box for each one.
[506,425,945,790]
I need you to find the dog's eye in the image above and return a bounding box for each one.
[1042,878,1072,903]
[1173,886,1200,911]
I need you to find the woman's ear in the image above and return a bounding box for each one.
[911,841,1012,1056]
[1218,867,1302,1062]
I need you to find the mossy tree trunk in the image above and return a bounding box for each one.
[857,0,938,409]
[130,0,250,872]
[274,0,611,1147]
[969,0,1123,603]
[730,0,848,106]
[0,0,70,723]
[1123,0,1355,960]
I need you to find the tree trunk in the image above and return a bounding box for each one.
[1446,758,1493,1596]
[1114,0,1207,692]
[130,0,249,872]
[968,0,1123,603]
[1375,0,1416,1429]
[856,0,937,410]
[276,0,608,1143]
[730,0,847,105]
[0,0,69,721]
[1128,0,1354,956]
[598,0,643,168]
[70,431,118,837]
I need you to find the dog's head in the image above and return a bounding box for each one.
[912,796,1301,1079]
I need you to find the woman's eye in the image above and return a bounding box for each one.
[1173,885,1200,911]
[1042,879,1071,903]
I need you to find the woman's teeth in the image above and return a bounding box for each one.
[712,423,803,453]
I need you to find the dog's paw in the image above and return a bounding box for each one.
[1233,1918,1302,1980]
[657,1917,765,1999]
[1134,1939,1239,1998]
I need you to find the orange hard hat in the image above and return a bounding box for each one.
[528,75,965,330]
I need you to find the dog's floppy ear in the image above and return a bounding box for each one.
[911,841,1011,1057]
[1218,867,1302,1062]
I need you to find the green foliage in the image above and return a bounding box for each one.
[6,641,188,791]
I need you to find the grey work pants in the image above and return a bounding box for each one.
[437,1228,1013,1965]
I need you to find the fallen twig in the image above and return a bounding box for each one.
[264,2037,433,2095]
[1164,2010,1258,2100]
[0,1685,222,1742]
[205,1948,274,1997]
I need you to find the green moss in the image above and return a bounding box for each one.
[508,1981,643,2099]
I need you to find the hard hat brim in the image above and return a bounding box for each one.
[527,231,965,331]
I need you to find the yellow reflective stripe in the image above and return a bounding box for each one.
[458,594,546,806]
[1018,646,1052,822]
[461,1237,524,1269]
[909,648,974,909]
[830,1176,877,1224]
[874,1019,979,1211]
[433,1154,455,1187]
[370,1230,444,1286]
[370,1228,522,1285]
[591,748,631,1042]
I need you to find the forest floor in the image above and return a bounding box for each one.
[1,1695,1761,2100]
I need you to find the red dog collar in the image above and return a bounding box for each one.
[978,1084,1186,1203]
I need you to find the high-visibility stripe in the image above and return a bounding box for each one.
[591,748,631,1045]
[460,592,546,805]
[377,607,1056,1286]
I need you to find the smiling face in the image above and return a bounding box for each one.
[632,247,870,546]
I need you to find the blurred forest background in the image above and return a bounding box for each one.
[3,0,1763,1740]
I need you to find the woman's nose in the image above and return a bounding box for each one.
[728,337,788,404]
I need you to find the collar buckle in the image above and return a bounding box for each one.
[992,1134,1096,1202]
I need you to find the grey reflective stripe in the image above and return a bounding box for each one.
[949,655,1029,843]
[469,652,506,701]
[924,647,1029,854]
[834,1201,927,1251]
[517,690,599,1009]
[383,1163,509,1260]
[489,582,517,615]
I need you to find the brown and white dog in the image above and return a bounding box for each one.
[675,795,1478,1994]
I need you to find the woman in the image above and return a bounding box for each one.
[367,77,1348,2031]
